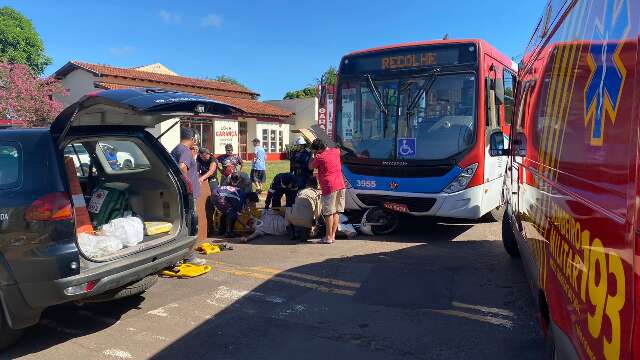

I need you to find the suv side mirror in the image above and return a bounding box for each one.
[489,131,508,156]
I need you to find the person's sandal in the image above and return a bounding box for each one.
[318,237,333,244]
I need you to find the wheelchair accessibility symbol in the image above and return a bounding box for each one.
[397,138,416,157]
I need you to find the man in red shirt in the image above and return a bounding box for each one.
[309,138,345,243]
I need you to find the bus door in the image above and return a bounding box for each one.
[483,57,509,211]
[484,58,507,183]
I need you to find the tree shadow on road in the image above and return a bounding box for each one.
[148,232,542,359]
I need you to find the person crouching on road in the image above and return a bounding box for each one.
[212,181,259,238]
[309,138,345,244]
[250,138,267,194]
[264,172,303,209]
[285,176,321,241]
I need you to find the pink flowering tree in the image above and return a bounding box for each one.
[0,62,67,127]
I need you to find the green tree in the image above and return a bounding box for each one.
[211,75,247,89]
[283,86,317,100]
[317,65,337,87]
[283,65,337,99]
[0,7,52,75]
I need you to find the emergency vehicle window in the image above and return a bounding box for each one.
[0,144,21,189]
[503,71,516,125]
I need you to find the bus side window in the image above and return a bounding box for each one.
[503,71,516,125]
[485,69,502,130]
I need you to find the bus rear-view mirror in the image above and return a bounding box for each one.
[489,131,507,156]
[513,132,527,157]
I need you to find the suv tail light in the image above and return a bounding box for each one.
[25,192,73,221]
[181,174,193,194]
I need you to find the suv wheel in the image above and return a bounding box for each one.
[501,210,520,257]
[85,275,158,303]
[0,305,24,350]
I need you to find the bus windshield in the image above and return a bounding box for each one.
[337,73,476,161]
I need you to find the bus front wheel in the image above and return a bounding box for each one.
[361,207,400,235]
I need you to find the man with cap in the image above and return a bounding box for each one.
[170,127,206,266]
[217,143,243,186]
[264,172,303,209]
[250,138,267,193]
[290,137,313,183]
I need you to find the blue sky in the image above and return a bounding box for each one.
[3,0,544,100]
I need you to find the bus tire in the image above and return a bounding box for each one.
[501,210,520,257]
[0,302,24,350]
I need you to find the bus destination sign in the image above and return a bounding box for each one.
[341,43,476,75]
[382,53,437,70]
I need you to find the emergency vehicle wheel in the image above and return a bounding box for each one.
[501,210,520,257]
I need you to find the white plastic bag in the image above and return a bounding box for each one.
[337,223,357,238]
[100,217,144,247]
[78,232,123,258]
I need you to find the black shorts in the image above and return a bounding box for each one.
[251,169,266,183]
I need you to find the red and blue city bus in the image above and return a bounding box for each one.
[334,39,516,231]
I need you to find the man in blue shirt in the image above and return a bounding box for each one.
[170,127,205,266]
[250,138,267,193]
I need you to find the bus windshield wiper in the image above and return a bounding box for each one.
[364,74,388,116]
[407,68,440,114]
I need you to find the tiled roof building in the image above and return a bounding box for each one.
[54,61,292,158]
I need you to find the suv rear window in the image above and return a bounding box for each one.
[0,144,21,189]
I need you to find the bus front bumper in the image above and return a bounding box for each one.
[346,185,485,219]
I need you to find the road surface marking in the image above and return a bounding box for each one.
[215,261,360,292]
[207,286,249,307]
[451,302,515,317]
[248,265,361,288]
[427,309,514,328]
[147,303,179,317]
[103,349,133,359]
[214,265,356,296]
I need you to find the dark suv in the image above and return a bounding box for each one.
[0,88,238,348]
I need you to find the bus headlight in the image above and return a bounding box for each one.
[443,163,478,194]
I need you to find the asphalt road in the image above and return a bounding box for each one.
[4,217,544,360]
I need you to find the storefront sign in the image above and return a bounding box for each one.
[326,93,334,140]
[214,120,239,154]
[317,85,336,140]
